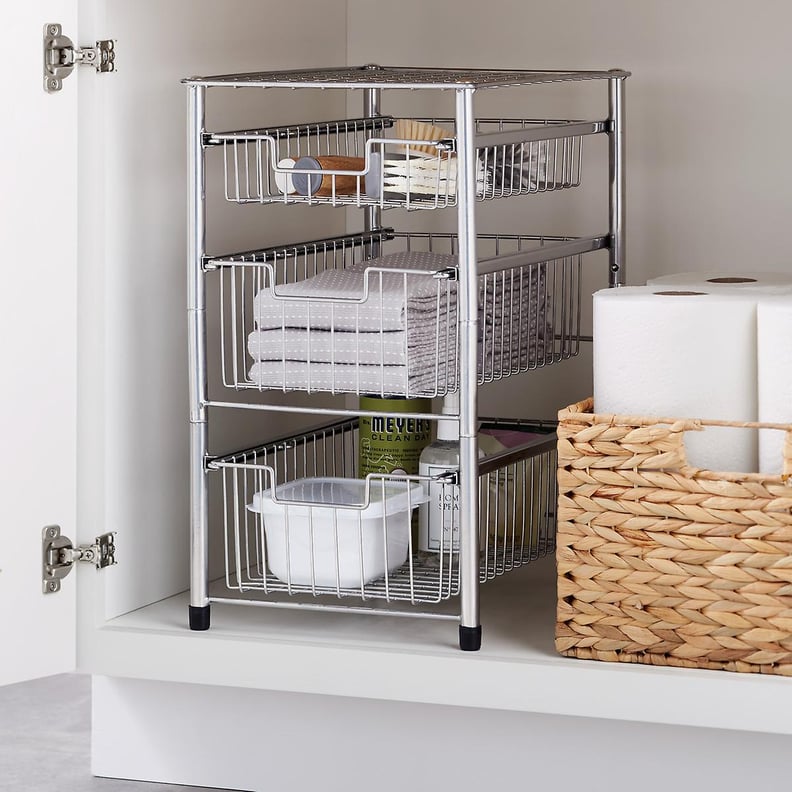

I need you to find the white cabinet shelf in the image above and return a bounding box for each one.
[88,556,792,736]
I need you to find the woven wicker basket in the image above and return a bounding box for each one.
[556,397,792,675]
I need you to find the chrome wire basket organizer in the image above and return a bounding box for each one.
[185,64,629,647]
[209,417,557,608]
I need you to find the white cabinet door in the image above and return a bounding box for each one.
[0,4,79,684]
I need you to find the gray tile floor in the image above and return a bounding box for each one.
[0,674,227,791]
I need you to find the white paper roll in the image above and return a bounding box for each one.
[757,295,792,475]
[647,271,792,292]
[593,286,758,473]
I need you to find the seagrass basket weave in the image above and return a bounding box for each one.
[556,397,792,675]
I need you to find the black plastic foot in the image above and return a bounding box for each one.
[459,625,482,651]
[189,604,211,631]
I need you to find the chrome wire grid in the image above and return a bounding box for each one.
[210,116,592,209]
[208,229,591,399]
[184,65,629,90]
[209,418,557,606]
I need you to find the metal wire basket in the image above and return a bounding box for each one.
[207,115,593,210]
[209,417,557,606]
[208,229,599,399]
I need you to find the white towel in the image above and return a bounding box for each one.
[248,320,546,364]
[247,333,548,396]
[253,251,547,332]
[252,251,457,332]
[248,361,451,395]
[248,316,458,366]
[248,250,550,394]
[248,327,410,366]
[246,322,548,396]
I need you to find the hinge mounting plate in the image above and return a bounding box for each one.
[43,23,115,94]
[42,525,116,594]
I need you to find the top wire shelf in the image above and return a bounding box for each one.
[183,64,630,90]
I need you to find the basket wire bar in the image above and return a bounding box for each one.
[209,417,557,608]
[206,116,394,145]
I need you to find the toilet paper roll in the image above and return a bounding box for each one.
[647,271,792,292]
[593,286,758,473]
[757,295,792,475]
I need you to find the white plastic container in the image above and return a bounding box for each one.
[248,477,427,588]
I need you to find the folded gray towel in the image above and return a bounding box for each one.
[252,251,457,332]
[247,249,550,395]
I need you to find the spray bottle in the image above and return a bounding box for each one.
[417,391,463,553]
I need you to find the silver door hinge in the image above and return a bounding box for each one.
[43,23,115,94]
[42,525,116,594]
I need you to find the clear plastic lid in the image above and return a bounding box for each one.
[291,157,324,196]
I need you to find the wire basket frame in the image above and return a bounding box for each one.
[208,116,591,210]
[209,229,586,399]
[184,65,630,90]
[209,418,557,605]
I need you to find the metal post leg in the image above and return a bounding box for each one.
[188,84,210,630]
[608,73,626,288]
[456,87,481,651]
[363,75,382,259]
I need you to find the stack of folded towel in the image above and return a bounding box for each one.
[247,250,548,395]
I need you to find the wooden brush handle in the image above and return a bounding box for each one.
[292,156,366,197]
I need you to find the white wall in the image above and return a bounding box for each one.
[347,0,792,417]
[348,0,792,277]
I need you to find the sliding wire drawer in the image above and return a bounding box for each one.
[207,418,557,608]
[207,115,600,210]
[206,229,602,400]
